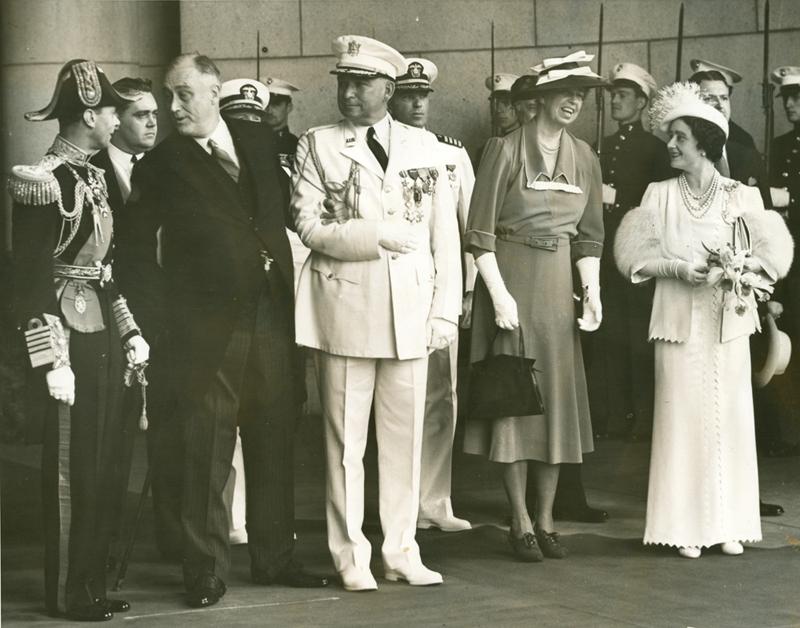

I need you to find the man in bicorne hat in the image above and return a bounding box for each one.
[8,59,149,622]
[292,35,461,591]
[389,57,474,533]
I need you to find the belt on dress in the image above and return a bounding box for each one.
[495,233,564,251]
[53,262,113,286]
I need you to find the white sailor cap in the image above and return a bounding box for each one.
[485,73,519,97]
[771,66,800,95]
[689,59,742,86]
[219,78,269,115]
[331,35,406,80]
[530,50,606,91]
[609,62,657,99]
[396,58,438,92]
[264,77,299,99]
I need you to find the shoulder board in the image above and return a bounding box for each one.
[435,133,463,148]
[304,123,339,136]
[7,155,63,206]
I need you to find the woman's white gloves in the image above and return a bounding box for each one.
[475,253,519,330]
[576,256,602,332]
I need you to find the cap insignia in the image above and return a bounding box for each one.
[72,61,102,107]
[347,40,361,56]
[409,62,423,78]
[240,84,257,100]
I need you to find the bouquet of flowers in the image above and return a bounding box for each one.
[704,243,773,316]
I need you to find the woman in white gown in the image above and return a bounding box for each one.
[614,83,793,558]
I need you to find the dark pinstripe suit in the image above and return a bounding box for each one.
[115,118,303,587]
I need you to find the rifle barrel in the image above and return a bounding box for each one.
[675,3,684,82]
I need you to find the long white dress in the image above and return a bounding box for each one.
[639,181,763,548]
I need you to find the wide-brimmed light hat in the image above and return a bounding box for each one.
[648,81,729,138]
[529,50,606,93]
[753,313,792,389]
[330,35,406,80]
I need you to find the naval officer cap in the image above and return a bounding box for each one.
[689,59,742,87]
[609,62,657,100]
[485,73,519,100]
[25,59,132,122]
[265,77,300,100]
[331,35,406,80]
[530,50,607,92]
[771,66,800,97]
[395,58,438,92]
[219,78,270,116]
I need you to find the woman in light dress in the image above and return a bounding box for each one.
[615,83,793,558]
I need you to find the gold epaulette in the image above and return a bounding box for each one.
[7,154,63,206]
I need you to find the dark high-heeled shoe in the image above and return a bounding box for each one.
[534,524,568,559]
[507,531,543,562]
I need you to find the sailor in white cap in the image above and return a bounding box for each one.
[689,59,753,148]
[264,77,301,162]
[389,57,474,533]
[689,59,772,208]
[587,62,672,444]
[292,35,462,591]
[219,78,269,123]
[217,76,272,547]
[770,66,800,214]
[486,73,521,136]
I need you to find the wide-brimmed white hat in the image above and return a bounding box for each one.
[753,313,792,389]
[530,50,606,92]
[649,81,729,137]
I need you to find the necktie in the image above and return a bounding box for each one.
[131,154,139,165]
[366,126,388,172]
[208,139,240,182]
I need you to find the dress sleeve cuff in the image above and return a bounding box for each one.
[572,241,603,260]
[464,229,496,254]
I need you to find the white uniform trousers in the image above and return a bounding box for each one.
[315,351,428,574]
[419,338,459,520]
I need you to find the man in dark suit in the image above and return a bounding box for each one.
[115,53,326,610]
[91,76,167,567]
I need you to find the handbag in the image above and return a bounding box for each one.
[467,329,545,421]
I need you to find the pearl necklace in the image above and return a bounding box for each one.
[679,171,720,219]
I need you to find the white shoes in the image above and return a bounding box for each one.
[417,514,472,532]
[340,568,378,592]
[384,563,443,586]
[721,541,744,555]
[678,546,701,559]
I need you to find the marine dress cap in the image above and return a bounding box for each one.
[689,59,742,86]
[771,66,800,96]
[25,59,131,122]
[264,77,300,98]
[649,81,729,138]
[331,35,406,80]
[609,62,657,99]
[219,78,270,115]
[484,73,520,98]
[396,58,438,92]
[530,50,607,92]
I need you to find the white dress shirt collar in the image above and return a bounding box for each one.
[107,143,145,202]
[350,113,391,152]
[194,116,240,168]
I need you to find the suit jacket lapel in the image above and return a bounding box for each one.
[166,134,243,218]
[339,119,385,179]
[385,119,407,175]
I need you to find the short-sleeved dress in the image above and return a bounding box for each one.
[463,120,604,464]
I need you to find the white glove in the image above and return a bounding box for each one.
[475,253,519,330]
[47,365,75,406]
[124,334,150,366]
[576,256,602,332]
[602,183,617,205]
[427,317,457,353]
[770,187,790,209]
